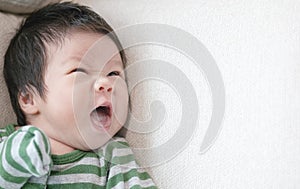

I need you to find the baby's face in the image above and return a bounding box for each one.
[35,31,128,151]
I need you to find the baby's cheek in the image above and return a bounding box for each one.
[112,78,129,125]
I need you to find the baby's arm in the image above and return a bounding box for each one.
[104,137,157,189]
[0,125,51,189]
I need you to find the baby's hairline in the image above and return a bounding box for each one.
[43,28,126,68]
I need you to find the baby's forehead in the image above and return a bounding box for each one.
[44,31,123,68]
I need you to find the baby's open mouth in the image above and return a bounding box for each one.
[90,104,112,129]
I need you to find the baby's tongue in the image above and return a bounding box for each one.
[96,110,109,124]
[91,107,111,129]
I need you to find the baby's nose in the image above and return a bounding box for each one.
[94,79,112,93]
[99,86,112,92]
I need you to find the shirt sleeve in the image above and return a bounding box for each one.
[0,125,51,189]
[103,137,157,189]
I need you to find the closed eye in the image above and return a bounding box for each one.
[68,68,86,74]
[108,71,120,76]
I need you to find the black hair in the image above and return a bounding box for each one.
[3,2,126,125]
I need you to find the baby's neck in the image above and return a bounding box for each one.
[49,138,76,155]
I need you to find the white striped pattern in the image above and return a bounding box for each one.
[2,144,31,177]
[112,147,135,157]
[51,156,103,171]
[101,137,128,154]
[10,130,30,173]
[28,175,49,185]
[25,128,51,176]
[111,177,156,189]
[0,128,7,132]
[47,174,107,185]
[0,136,7,143]
[108,161,139,178]
[0,175,23,189]
[0,126,157,188]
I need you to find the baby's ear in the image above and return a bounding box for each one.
[18,91,39,115]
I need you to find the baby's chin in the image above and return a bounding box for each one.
[76,136,111,151]
[71,118,124,151]
[77,129,119,150]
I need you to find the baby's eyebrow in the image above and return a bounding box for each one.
[62,56,82,66]
[65,55,123,69]
[69,56,82,62]
[64,56,94,68]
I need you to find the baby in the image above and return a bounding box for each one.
[0,2,156,188]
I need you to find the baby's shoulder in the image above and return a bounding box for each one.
[102,136,130,149]
[0,124,16,141]
[98,136,135,162]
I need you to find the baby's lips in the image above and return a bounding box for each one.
[89,101,113,129]
[103,102,112,117]
[92,101,112,117]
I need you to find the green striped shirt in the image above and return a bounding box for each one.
[0,124,157,189]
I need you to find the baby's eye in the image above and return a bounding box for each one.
[68,68,86,74]
[108,71,120,76]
